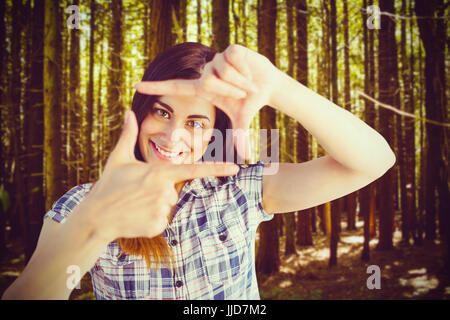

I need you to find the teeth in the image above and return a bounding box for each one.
[154,142,180,158]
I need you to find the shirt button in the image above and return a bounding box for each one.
[219,234,227,242]
[170,239,178,246]
[175,280,183,288]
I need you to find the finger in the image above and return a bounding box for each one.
[165,162,240,182]
[108,110,138,165]
[135,79,196,96]
[223,44,253,82]
[135,76,248,100]
[203,75,248,99]
[213,53,258,93]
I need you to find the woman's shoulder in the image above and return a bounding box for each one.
[235,161,273,223]
[43,182,95,224]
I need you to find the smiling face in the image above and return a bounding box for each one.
[138,95,216,165]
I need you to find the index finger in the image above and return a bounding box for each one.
[166,162,240,182]
[135,80,196,96]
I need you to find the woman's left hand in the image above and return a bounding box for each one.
[134,44,282,159]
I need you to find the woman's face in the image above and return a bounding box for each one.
[138,95,216,165]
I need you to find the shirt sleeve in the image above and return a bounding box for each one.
[43,183,94,224]
[235,161,274,226]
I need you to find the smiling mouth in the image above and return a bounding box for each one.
[150,140,187,160]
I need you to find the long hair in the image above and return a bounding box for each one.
[118,42,234,268]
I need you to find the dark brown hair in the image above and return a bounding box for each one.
[121,42,234,268]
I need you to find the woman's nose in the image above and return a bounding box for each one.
[162,121,190,145]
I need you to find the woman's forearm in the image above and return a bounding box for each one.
[270,70,396,177]
[2,200,109,300]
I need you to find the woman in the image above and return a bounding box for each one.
[2,42,395,300]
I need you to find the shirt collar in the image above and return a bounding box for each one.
[181,165,244,197]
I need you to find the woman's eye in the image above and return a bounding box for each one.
[187,120,204,129]
[155,108,169,119]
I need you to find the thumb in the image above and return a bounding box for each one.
[109,110,139,165]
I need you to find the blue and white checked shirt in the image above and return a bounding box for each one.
[44,162,273,300]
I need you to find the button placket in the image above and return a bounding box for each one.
[175,280,183,288]
[164,224,175,246]
[166,218,185,297]
[168,218,179,248]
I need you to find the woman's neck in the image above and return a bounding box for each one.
[175,181,186,196]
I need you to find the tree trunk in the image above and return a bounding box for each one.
[240,0,248,46]
[173,0,187,43]
[283,0,297,257]
[399,0,416,245]
[211,0,230,51]
[255,0,280,276]
[398,0,408,244]
[368,0,376,238]
[68,0,81,187]
[343,0,357,231]
[10,0,27,248]
[231,0,239,44]
[361,0,377,262]
[405,2,417,245]
[328,0,339,267]
[417,37,425,246]
[84,0,96,183]
[97,19,106,175]
[0,0,5,102]
[148,1,177,63]
[84,0,96,181]
[415,0,449,271]
[23,0,45,262]
[143,2,149,62]
[359,0,375,261]
[376,0,398,251]
[196,0,202,43]
[44,0,63,210]
[62,2,69,190]
[315,0,330,238]
[0,0,7,256]
[294,0,313,247]
[311,207,317,233]
[106,0,124,156]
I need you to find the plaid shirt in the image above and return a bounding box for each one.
[44,162,273,300]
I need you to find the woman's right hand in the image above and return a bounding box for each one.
[82,110,239,242]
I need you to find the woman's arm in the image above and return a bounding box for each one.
[2,111,239,300]
[2,200,108,300]
[134,44,394,177]
[262,70,396,214]
[133,44,395,214]
[270,70,395,176]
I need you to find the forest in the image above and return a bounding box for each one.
[0,0,449,300]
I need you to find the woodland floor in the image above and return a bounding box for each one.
[258,219,450,300]
[0,218,449,300]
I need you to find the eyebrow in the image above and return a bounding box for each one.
[155,100,211,122]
